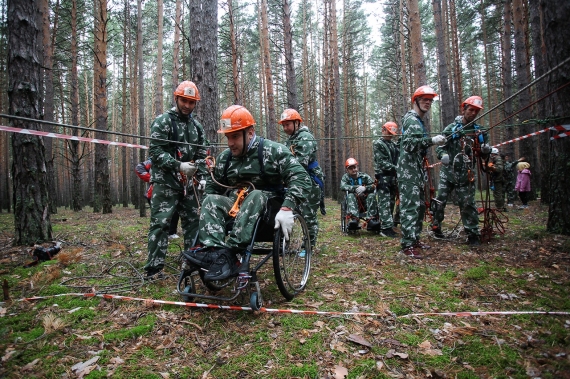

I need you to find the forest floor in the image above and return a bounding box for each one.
[0,199,569,379]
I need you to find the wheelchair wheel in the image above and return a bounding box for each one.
[340,199,347,233]
[178,270,198,303]
[272,212,311,300]
[250,292,262,311]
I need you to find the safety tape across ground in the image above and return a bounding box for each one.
[9,292,570,318]
[0,125,148,149]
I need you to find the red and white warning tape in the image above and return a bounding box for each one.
[492,125,570,147]
[0,125,148,149]
[14,292,570,318]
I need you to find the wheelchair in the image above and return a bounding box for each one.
[340,191,380,234]
[177,196,312,310]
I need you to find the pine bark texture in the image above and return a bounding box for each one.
[154,0,164,116]
[137,0,146,217]
[260,0,276,140]
[282,0,298,110]
[190,0,219,146]
[432,0,453,126]
[543,0,570,234]
[8,0,53,244]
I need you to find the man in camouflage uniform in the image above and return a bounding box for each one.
[373,122,400,238]
[144,81,210,278]
[430,96,491,246]
[279,108,324,248]
[503,154,525,206]
[185,105,312,281]
[397,86,447,259]
[340,158,379,231]
[488,148,505,210]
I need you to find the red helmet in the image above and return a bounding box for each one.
[174,81,200,101]
[278,108,303,124]
[382,122,398,135]
[218,105,256,134]
[461,95,484,110]
[345,158,358,168]
[412,85,438,103]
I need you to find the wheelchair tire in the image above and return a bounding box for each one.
[340,199,348,233]
[272,211,311,301]
[178,270,197,303]
[250,292,262,311]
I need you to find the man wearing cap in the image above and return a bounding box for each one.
[144,81,210,279]
[430,96,490,246]
[373,122,400,238]
[488,147,505,210]
[185,105,312,281]
[397,86,447,259]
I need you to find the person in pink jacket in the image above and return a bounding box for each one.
[514,162,531,209]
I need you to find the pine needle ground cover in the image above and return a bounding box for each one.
[0,201,569,379]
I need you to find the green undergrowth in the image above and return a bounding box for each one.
[1,201,569,378]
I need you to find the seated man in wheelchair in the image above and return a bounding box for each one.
[185,105,313,281]
[340,158,380,231]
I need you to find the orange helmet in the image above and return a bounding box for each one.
[345,158,358,168]
[382,122,398,135]
[461,95,484,110]
[412,85,438,103]
[174,81,200,101]
[278,108,303,124]
[218,105,256,134]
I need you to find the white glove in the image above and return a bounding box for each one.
[179,162,197,177]
[274,209,295,241]
[432,135,447,146]
[197,179,207,191]
[441,154,450,165]
[355,185,366,195]
[481,144,491,154]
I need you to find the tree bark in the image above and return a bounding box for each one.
[190,0,219,147]
[449,0,462,106]
[260,0,277,140]
[171,0,181,108]
[137,0,146,217]
[501,0,514,159]
[154,0,164,116]
[8,0,53,244]
[228,0,242,105]
[282,0,298,110]
[432,0,453,126]
[70,0,82,211]
[543,0,570,234]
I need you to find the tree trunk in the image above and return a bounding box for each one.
[93,0,111,214]
[121,0,129,207]
[512,0,535,198]
[408,0,426,88]
[190,0,219,147]
[399,0,408,113]
[432,0,453,126]
[171,0,181,108]
[543,0,570,234]
[40,0,58,214]
[449,0,462,106]
[137,0,146,217]
[228,0,242,105]
[282,0,298,110]
[8,0,52,244]
[70,0,82,211]
[154,0,164,116]
[260,0,277,140]
[502,0,514,159]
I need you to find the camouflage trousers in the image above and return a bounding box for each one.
[145,183,200,271]
[198,190,274,250]
[300,184,320,247]
[397,179,426,248]
[376,176,400,229]
[345,192,378,220]
[431,177,480,237]
[493,179,505,209]
[506,178,517,204]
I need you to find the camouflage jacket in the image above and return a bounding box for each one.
[397,110,434,182]
[503,161,516,182]
[205,136,312,210]
[340,172,375,194]
[284,125,324,185]
[373,138,399,177]
[436,116,488,183]
[148,108,210,189]
[490,154,504,182]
